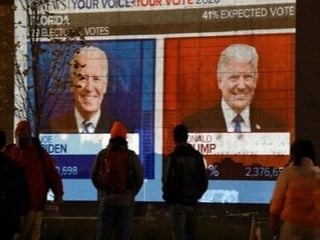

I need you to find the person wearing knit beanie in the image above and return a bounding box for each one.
[6,120,64,240]
[15,120,32,149]
[15,120,31,135]
[91,121,143,240]
[110,121,127,139]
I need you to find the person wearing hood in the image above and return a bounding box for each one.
[5,120,63,240]
[91,121,143,240]
[269,139,320,239]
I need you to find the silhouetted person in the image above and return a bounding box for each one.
[269,139,320,239]
[91,121,144,240]
[162,124,208,240]
[0,130,28,240]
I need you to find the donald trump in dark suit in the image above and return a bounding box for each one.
[183,44,286,133]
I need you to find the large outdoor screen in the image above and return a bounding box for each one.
[15,0,296,203]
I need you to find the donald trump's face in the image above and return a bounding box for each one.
[218,59,258,114]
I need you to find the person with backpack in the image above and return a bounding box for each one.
[0,130,28,240]
[4,120,63,240]
[91,121,144,240]
[162,124,208,240]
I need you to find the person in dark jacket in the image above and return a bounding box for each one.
[162,124,208,240]
[91,121,144,240]
[0,130,28,240]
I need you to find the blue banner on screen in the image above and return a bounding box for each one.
[39,133,141,179]
[37,39,156,179]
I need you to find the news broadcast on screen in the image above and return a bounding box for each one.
[14,0,295,203]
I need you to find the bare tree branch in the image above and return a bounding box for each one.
[12,0,86,136]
